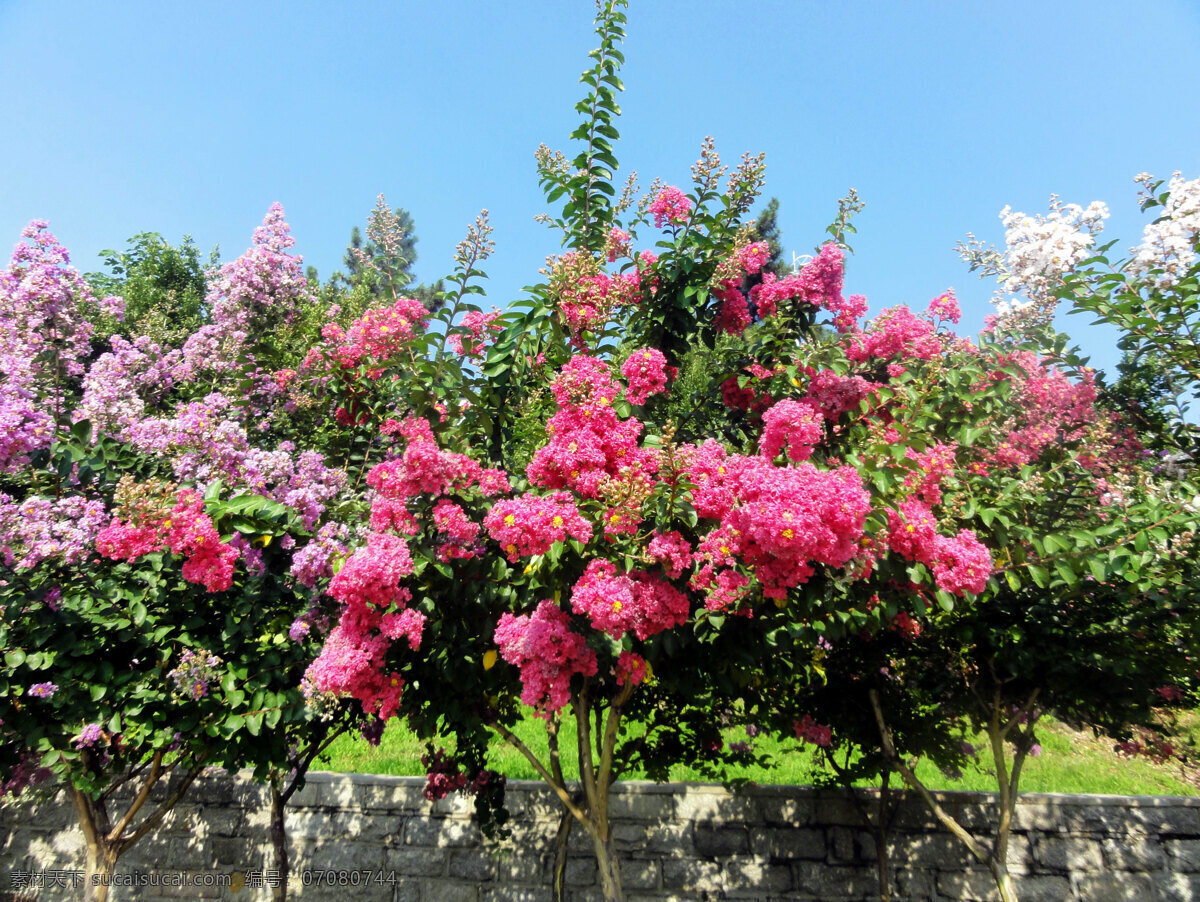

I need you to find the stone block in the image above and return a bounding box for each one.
[748,826,826,861]
[1103,835,1166,871]
[693,822,749,856]
[1013,875,1075,902]
[405,818,481,848]
[1167,838,1200,872]
[447,850,495,882]
[793,862,880,899]
[492,850,546,883]
[1072,872,1158,902]
[721,855,793,895]
[897,832,975,869]
[564,855,598,886]
[1035,835,1104,872]
[304,839,387,872]
[384,845,447,876]
[661,857,723,893]
[757,794,812,827]
[935,868,1000,901]
[1162,873,1200,902]
[607,789,676,821]
[422,880,480,902]
[619,857,659,891]
[612,821,691,854]
[480,889,550,902]
[675,787,759,823]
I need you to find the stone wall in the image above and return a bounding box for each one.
[3,772,1200,901]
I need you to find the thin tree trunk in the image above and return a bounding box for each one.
[270,784,288,902]
[552,807,574,902]
[873,773,894,902]
[590,831,623,902]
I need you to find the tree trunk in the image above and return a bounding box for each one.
[871,778,893,902]
[590,830,623,902]
[270,783,289,902]
[990,860,1020,902]
[552,807,574,902]
[82,838,119,902]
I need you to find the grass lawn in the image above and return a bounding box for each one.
[317,714,1199,797]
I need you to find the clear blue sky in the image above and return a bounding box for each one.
[2,1,1198,376]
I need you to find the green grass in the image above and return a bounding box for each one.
[317,716,1199,797]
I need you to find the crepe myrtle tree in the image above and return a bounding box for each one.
[0,210,368,900]
[282,6,1190,901]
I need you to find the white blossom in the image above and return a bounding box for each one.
[1128,172,1200,290]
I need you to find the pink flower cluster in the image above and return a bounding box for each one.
[759,400,824,463]
[527,356,659,498]
[448,309,503,358]
[615,650,648,687]
[926,290,961,324]
[494,600,598,716]
[887,501,992,596]
[605,228,632,262]
[483,492,592,562]
[368,416,507,505]
[714,280,751,335]
[328,531,415,609]
[621,348,670,406]
[648,186,692,228]
[846,306,943,365]
[183,204,309,374]
[648,530,693,579]
[735,242,771,275]
[0,221,98,472]
[96,491,239,593]
[570,559,689,641]
[987,352,1098,470]
[750,244,845,320]
[328,298,431,376]
[163,493,240,593]
[432,499,482,561]
[687,452,871,603]
[904,442,958,505]
[0,494,107,569]
[306,531,423,720]
[803,369,874,422]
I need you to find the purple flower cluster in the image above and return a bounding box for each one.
[0,493,108,569]
[0,222,100,472]
[28,682,58,698]
[181,204,310,374]
[168,648,223,700]
[289,521,350,588]
[76,334,182,437]
[75,723,104,749]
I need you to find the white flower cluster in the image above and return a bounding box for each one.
[1129,172,1200,290]
[999,197,1110,301]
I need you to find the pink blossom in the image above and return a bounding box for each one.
[328,532,415,609]
[570,558,690,641]
[648,530,693,579]
[484,493,593,561]
[735,242,770,275]
[648,186,692,228]
[621,348,670,406]
[926,290,961,324]
[615,651,648,687]
[494,601,598,716]
[759,400,824,462]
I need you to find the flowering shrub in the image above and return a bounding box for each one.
[2,6,1196,902]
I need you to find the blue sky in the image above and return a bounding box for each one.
[2,0,1198,376]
